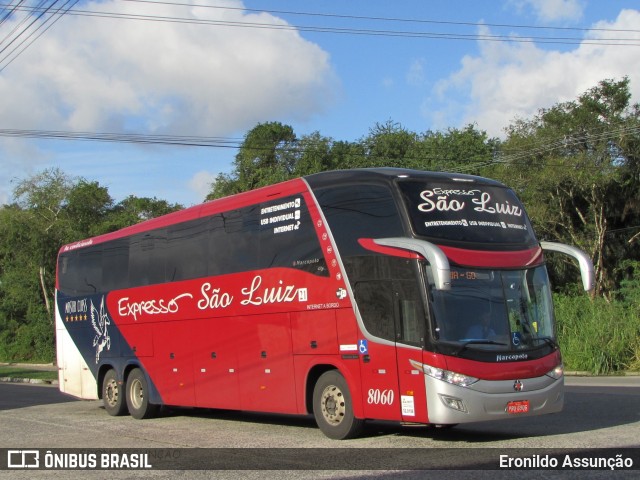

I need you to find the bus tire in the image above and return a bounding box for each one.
[125,368,158,420]
[102,369,127,416]
[312,370,363,440]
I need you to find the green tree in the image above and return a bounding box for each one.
[0,169,77,360]
[208,122,297,199]
[102,196,181,232]
[0,169,181,361]
[11,168,73,233]
[499,78,640,297]
[348,121,497,173]
[359,120,418,168]
[65,180,113,238]
[8,169,77,318]
[293,131,335,176]
[413,124,499,174]
[205,121,500,199]
[326,140,366,170]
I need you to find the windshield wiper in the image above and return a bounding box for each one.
[534,336,559,349]
[456,340,508,355]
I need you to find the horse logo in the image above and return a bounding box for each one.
[91,297,111,364]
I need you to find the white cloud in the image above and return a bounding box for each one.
[407,58,427,86]
[0,0,336,135]
[0,0,336,205]
[189,170,218,201]
[429,9,640,137]
[0,138,52,204]
[509,0,585,23]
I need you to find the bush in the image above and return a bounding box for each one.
[554,294,640,374]
[616,260,640,372]
[0,305,54,362]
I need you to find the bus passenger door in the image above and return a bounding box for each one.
[393,280,429,424]
[354,277,429,423]
[354,281,402,421]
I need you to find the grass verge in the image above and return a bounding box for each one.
[0,365,58,382]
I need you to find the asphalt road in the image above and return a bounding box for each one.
[0,376,638,479]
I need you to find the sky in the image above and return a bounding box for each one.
[0,0,639,207]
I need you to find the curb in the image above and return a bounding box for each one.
[0,362,59,385]
[0,362,57,370]
[0,376,59,385]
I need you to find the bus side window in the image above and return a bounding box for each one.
[77,247,102,294]
[395,281,425,346]
[128,230,166,287]
[258,196,328,276]
[102,239,129,292]
[209,208,259,276]
[354,281,395,342]
[167,218,208,281]
[315,184,404,257]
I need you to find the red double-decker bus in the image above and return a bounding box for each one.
[55,168,593,439]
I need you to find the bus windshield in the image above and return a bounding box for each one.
[430,266,556,356]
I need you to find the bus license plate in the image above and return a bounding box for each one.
[506,400,529,414]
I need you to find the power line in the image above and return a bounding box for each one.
[0,0,79,72]
[1,125,638,173]
[0,0,28,29]
[469,125,640,173]
[0,128,246,147]
[121,0,640,35]
[0,0,637,76]
[0,0,20,26]
[2,1,639,46]
[0,1,56,54]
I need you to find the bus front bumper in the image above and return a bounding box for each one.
[425,373,564,425]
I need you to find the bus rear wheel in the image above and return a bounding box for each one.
[313,370,363,440]
[126,368,159,419]
[102,369,127,416]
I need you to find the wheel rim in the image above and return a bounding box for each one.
[320,384,346,426]
[129,378,144,410]
[105,378,119,408]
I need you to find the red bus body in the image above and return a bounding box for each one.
[55,168,592,439]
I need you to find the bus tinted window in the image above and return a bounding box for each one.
[57,192,328,295]
[259,195,328,276]
[58,248,102,295]
[129,230,167,287]
[398,180,536,247]
[168,218,208,281]
[349,256,427,346]
[354,280,395,341]
[209,207,260,276]
[102,239,129,291]
[315,184,404,257]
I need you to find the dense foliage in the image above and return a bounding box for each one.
[0,170,181,361]
[1,78,638,371]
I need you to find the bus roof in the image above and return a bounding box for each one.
[58,176,306,254]
[304,168,507,190]
[58,168,507,254]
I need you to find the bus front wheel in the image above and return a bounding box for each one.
[126,368,158,420]
[312,370,363,440]
[102,369,127,416]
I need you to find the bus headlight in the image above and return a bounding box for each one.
[410,359,479,387]
[545,363,564,380]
